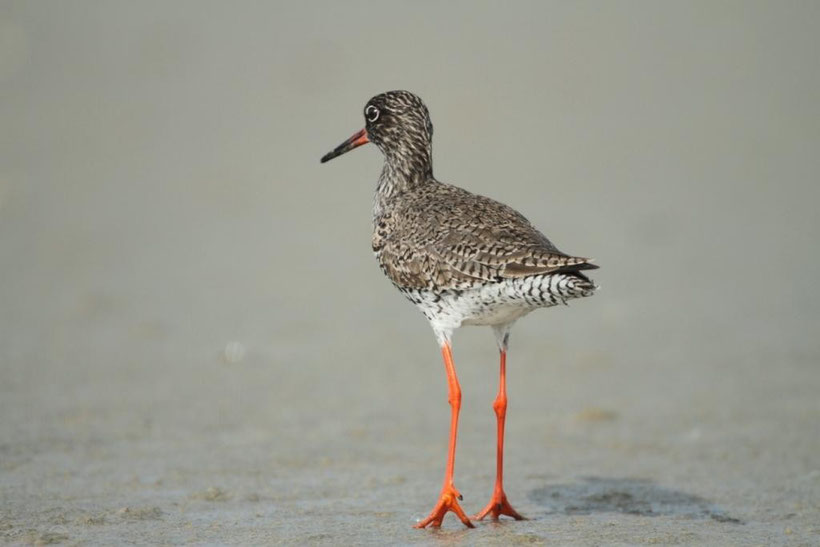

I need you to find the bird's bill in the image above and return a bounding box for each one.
[320,128,369,163]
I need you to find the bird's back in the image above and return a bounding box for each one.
[372,178,597,294]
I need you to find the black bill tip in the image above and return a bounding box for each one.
[320,128,369,164]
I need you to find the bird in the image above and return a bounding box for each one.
[320,90,598,528]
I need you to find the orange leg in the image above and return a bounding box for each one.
[415,343,474,529]
[474,348,525,521]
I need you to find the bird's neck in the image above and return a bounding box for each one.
[375,145,433,198]
[374,154,433,218]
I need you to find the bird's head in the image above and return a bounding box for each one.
[321,90,433,170]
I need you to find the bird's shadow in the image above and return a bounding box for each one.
[529,477,742,523]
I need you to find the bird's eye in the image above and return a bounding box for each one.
[365,105,380,123]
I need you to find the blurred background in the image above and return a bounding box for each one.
[1,1,818,544]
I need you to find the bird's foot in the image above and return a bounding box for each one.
[473,489,525,521]
[414,484,475,529]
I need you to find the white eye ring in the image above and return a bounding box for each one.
[365,105,380,122]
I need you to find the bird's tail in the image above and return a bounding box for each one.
[558,271,599,299]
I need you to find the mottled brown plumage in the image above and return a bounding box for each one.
[360,91,597,295]
[373,181,596,291]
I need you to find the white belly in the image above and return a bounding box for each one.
[400,273,596,334]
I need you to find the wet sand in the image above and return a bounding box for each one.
[1,2,819,544]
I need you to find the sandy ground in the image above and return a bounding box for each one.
[1,2,819,545]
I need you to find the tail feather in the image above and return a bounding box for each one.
[558,271,598,298]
